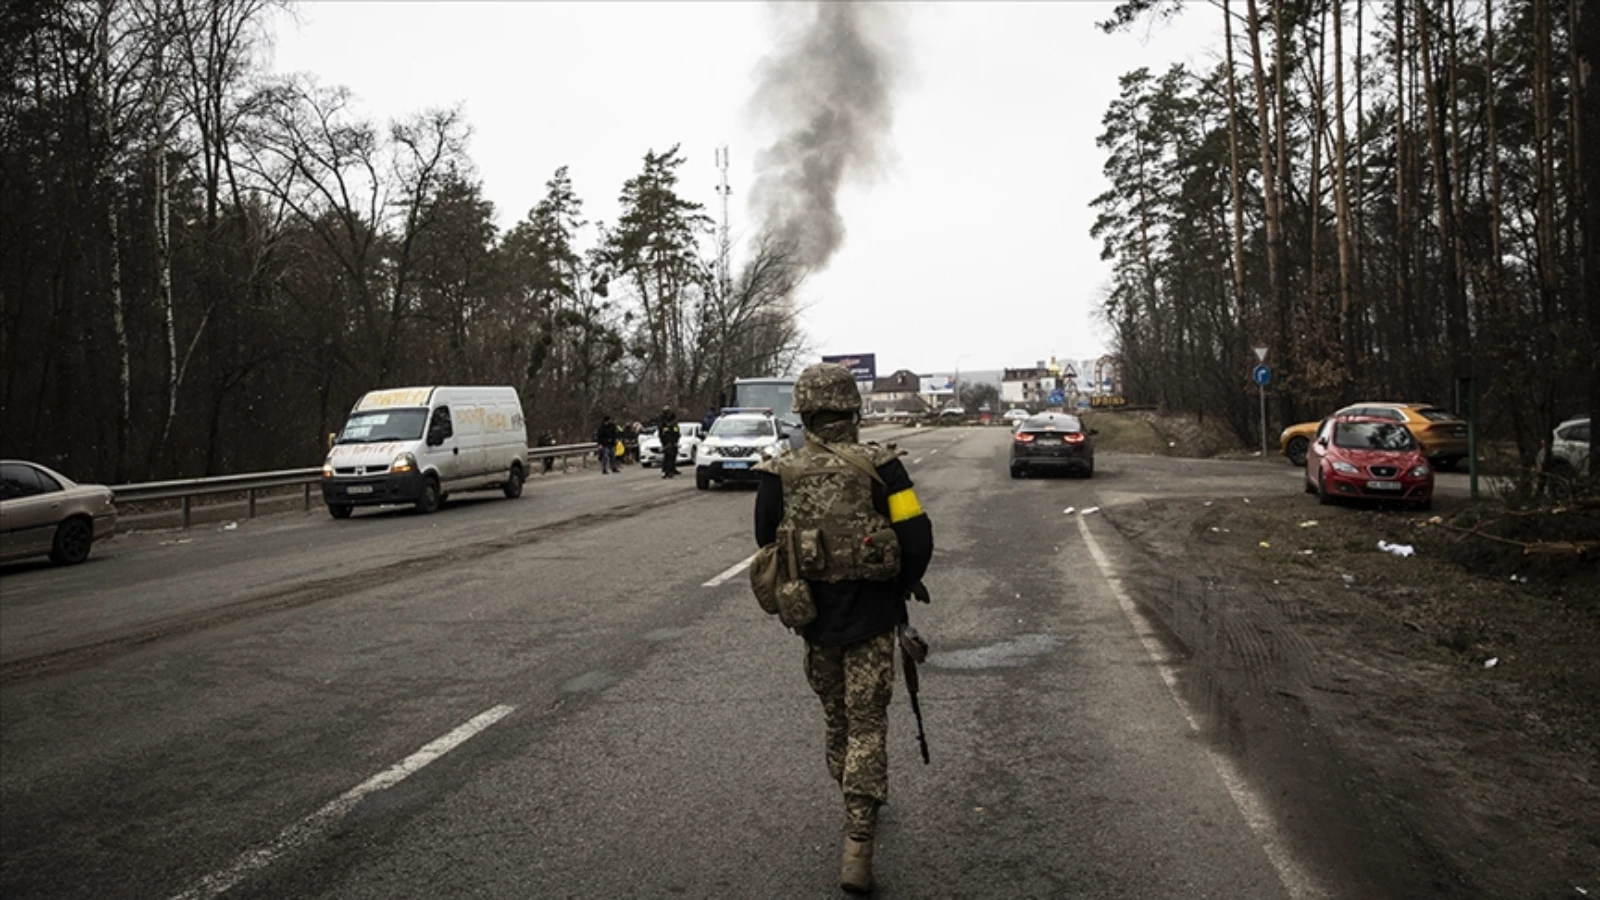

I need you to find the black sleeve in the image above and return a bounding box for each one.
[754,472,783,546]
[872,459,934,588]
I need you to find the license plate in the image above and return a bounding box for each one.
[723,461,749,470]
[1365,480,1401,491]
[347,485,374,494]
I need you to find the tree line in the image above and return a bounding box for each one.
[1,0,808,483]
[1093,0,1597,470]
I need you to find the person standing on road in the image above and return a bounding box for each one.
[658,406,681,478]
[595,416,619,475]
[536,430,556,474]
[702,406,719,432]
[753,363,934,894]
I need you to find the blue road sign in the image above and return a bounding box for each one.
[1253,364,1272,386]
[1048,389,1066,406]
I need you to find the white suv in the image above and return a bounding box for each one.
[696,411,788,490]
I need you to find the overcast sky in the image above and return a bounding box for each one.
[267,2,1222,377]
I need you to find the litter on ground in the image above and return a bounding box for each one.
[220,522,239,531]
[1299,520,1319,528]
[1300,549,1315,555]
[1062,507,1076,516]
[1484,658,1500,669]
[1081,507,1100,515]
[1340,574,1357,583]
[1377,540,1415,558]
[1259,541,1271,549]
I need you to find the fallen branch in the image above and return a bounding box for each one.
[1420,519,1599,557]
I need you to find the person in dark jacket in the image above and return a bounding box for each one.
[658,407,682,478]
[595,416,619,475]
[753,363,934,894]
[536,430,556,473]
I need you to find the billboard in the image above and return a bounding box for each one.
[821,353,877,382]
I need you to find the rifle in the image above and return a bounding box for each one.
[899,623,930,765]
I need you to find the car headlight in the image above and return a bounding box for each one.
[699,444,718,459]
[1409,464,1431,478]
[322,462,334,478]
[391,452,418,473]
[1332,461,1358,474]
[761,444,781,459]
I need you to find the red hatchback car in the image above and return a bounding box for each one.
[1305,416,1434,510]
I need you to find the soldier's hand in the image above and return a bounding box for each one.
[909,582,931,604]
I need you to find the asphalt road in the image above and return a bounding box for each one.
[0,428,1477,899]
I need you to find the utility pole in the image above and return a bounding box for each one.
[714,145,732,297]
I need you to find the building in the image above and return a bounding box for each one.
[866,369,927,414]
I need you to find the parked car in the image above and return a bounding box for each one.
[639,422,703,468]
[1009,413,1096,478]
[1304,416,1434,510]
[0,460,118,565]
[1537,415,1591,496]
[1281,402,1467,469]
[696,410,788,490]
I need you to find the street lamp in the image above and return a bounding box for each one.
[953,354,973,412]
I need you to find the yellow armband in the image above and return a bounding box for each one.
[887,488,924,523]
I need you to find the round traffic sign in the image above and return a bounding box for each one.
[1253,364,1271,386]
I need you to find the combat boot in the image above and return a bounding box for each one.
[840,836,873,894]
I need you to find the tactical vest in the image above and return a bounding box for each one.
[766,439,902,583]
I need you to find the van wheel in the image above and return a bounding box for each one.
[503,464,524,499]
[415,475,442,514]
[49,517,93,565]
[696,469,710,490]
[328,504,353,519]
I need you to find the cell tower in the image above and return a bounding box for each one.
[714,145,731,295]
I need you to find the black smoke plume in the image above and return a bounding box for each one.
[747,2,902,274]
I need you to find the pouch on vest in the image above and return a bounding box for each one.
[749,543,782,616]
[796,528,826,576]
[855,526,902,579]
[775,579,816,629]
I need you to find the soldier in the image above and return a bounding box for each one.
[753,363,934,894]
[658,406,682,478]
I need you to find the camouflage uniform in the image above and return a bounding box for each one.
[805,630,896,836]
[757,363,932,854]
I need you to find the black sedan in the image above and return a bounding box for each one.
[1009,414,1096,478]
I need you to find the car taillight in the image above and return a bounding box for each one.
[1014,433,1035,443]
[1064,433,1086,443]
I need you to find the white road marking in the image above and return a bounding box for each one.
[168,704,516,900]
[1076,516,1331,900]
[703,551,758,587]
[930,448,939,454]
[912,457,924,465]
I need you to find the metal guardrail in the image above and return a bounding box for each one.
[111,443,601,529]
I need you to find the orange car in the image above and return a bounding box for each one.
[1280,402,1468,469]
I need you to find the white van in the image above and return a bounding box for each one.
[321,386,528,518]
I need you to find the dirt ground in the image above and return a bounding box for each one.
[1102,485,1599,897]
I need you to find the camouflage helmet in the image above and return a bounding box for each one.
[792,363,862,415]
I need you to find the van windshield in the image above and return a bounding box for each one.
[337,409,428,444]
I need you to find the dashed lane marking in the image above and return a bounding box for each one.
[1076,516,1331,900]
[703,551,758,587]
[168,704,516,900]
